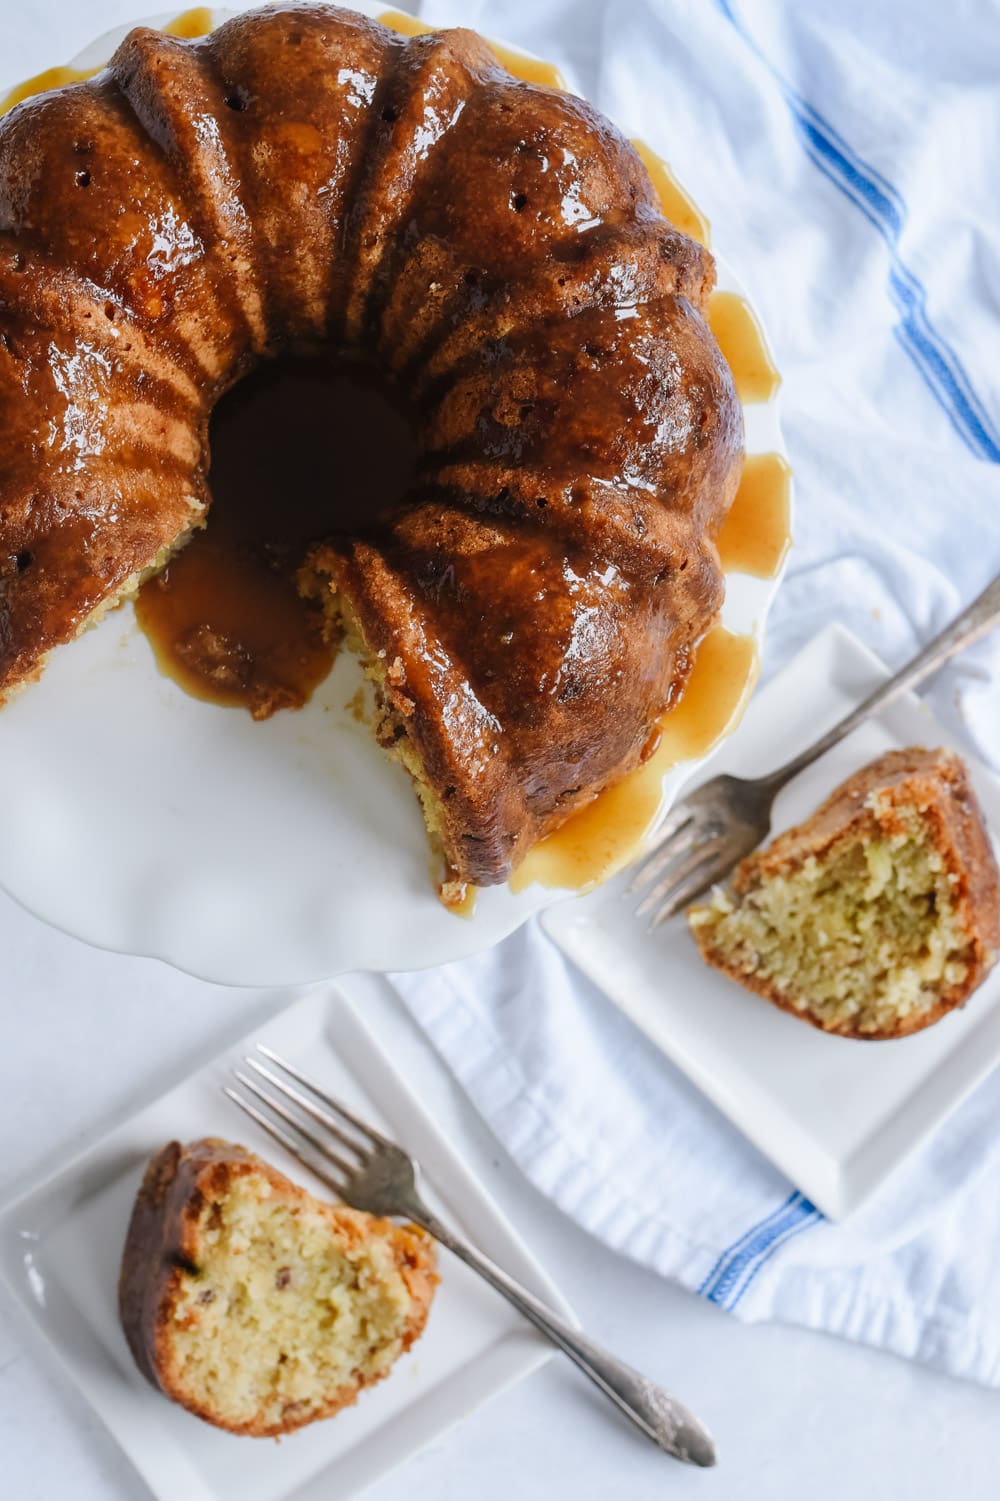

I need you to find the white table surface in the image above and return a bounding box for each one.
[2,3,999,1498]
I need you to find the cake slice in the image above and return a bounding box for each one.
[118,1139,437,1436]
[688,748,1000,1039]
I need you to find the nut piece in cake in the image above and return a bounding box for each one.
[118,1139,437,1436]
[687,748,1000,1040]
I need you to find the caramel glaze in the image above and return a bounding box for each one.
[0,11,213,116]
[1,65,95,115]
[377,10,436,37]
[511,625,758,892]
[486,42,567,90]
[0,5,744,891]
[631,141,710,248]
[135,358,417,716]
[163,8,214,39]
[444,883,479,920]
[708,292,781,404]
[718,452,791,578]
[379,9,568,88]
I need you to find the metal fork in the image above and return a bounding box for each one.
[631,570,1000,927]
[224,1043,716,1467]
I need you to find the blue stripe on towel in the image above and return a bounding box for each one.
[700,1191,821,1309]
[697,1190,801,1295]
[727,1199,823,1309]
[713,0,1000,464]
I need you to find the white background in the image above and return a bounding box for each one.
[2,3,999,1499]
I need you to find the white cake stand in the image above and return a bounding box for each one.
[0,3,791,984]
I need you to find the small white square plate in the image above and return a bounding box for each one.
[0,989,573,1501]
[543,623,1000,1221]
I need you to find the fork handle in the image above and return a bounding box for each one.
[407,1203,715,1466]
[763,570,1000,792]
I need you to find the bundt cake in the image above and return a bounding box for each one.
[688,747,1000,1040]
[118,1138,438,1436]
[0,4,742,888]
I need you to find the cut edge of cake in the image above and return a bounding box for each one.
[299,557,465,903]
[341,588,464,903]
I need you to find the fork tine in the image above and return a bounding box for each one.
[648,859,726,930]
[223,1085,348,1199]
[244,1057,368,1161]
[232,1070,359,1181]
[255,1043,395,1150]
[627,816,699,896]
[634,835,728,920]
[649,801,694,847]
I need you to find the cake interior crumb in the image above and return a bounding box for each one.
[301,569,472,907]
[689,804,972,1035]
[169,1172,412,1430]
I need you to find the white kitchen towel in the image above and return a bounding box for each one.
[392,0,1000,1384]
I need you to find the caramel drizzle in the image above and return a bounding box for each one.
[379,9,567,89]
[162,8,214,40]
[511,626,759,894]
[631,140,710,248]
[0,10,214,115]
[377,9,434,36]
[708,291,781,404]
[718,452,792,579]
[1,64,95,115]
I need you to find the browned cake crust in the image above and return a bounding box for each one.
[0,4,742,884]
[118,1138,437,1436]
[691,748,1000,1040]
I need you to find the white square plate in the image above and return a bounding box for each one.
[542,624,1000,1220]
[0,989,573,1501]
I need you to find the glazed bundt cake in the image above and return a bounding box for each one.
[688,748,1000,1039]
[119,1138,438,1436]
[0,4,742,887]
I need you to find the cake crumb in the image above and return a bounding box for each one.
[345,687,368,724]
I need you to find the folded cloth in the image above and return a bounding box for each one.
[391,0,1000,1383]
[396,922,1000,1385]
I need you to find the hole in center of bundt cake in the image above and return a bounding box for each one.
[134,357,418,720]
